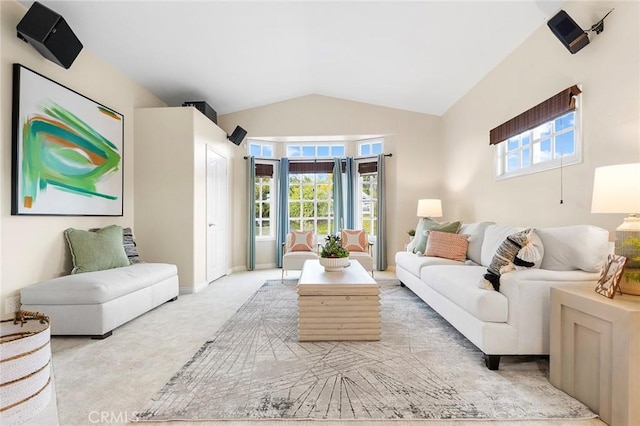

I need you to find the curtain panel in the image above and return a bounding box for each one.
[345,157,356,229]
[247,156,256,271]
[276,158,289,268]
[375,153,387,270]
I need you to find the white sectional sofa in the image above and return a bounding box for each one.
[20,263,179,338]
[395,222,609,370]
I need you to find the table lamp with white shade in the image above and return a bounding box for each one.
[417,199,443,218]
[591,162,640,294]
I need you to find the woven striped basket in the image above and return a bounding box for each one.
[0,311,52,425]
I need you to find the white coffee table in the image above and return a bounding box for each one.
[297,259,380,341]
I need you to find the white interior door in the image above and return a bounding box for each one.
[206,146,227,283]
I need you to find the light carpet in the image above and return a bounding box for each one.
[136,280,594,421]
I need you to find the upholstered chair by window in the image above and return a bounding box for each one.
[282,230,318,280]
[341,229,374,276]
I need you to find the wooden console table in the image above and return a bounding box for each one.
[550,284,640,425]
[297,259,380,341]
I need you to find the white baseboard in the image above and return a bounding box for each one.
[179,281,208,294]
[228,264,278,273]
[255,263,277,270]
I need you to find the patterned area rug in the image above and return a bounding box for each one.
[136,280,594,421]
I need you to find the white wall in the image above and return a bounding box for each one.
[0,0,165,318]
[218,94,442,271]
[134,107,233,292]
[441,0,639,234]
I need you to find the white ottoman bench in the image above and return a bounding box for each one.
[20,263,179,339]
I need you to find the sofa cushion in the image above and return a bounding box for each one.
[395,251,463,276]
[537,225,609,272]
[122,227,140,264]
[479,225,545,269]
[414,219,462,254]
[425,231,469,262]
[90,226,140,264]
[64,225,131,274]
[420,265,508,322]
[459,222,494,264]
[480,225,522,267]
[20,263,178,305]
[481,229,541,291]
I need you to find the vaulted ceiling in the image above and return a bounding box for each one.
[22,1,564,116]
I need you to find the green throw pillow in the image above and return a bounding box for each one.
[414,219,462,254]
[412,218,436,254]
[64,225,130,274]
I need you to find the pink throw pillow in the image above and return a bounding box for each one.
[290,231,314,252]
[341,229,368,252]
[425,231,469,262]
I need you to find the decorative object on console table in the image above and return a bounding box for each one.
[594,254,627,298]
[550,284,640,425]
[319,234,350,272]
[591,162,640,295]
[11,64,124,216]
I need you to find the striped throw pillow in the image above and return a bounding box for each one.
[425,231,469,262]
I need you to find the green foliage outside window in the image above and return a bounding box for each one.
[289,173,333,235]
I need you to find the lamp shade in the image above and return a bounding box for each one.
[417,199,442,218]
[591,163,640,214]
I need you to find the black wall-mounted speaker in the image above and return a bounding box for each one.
[547,10,590,54]
[182,101,217,124]
[228,126,247,146]
[17,2,83,69]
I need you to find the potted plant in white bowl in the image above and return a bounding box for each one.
[319,234,350,271]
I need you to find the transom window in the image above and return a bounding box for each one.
[248,141,274,158]
[286,144,345,158]
[496,110,580,179]
[358,140,383,156]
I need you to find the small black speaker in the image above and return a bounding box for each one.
[17,2,83,69]
[228,126,247,146]
[547,10,589,54]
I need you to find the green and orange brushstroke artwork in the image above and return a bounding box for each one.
[21,103,121,209]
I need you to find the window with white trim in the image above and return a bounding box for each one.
[254,163,274,239]
[288,172,333,236]
[495,110,581,179]
[286,144,345,158]
[358,140,383,156]
[248,141,274,158]
[359,174,377,236]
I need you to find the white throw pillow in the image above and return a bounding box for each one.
[459,222,495,265]
[537,225,609,272]
[480,224,523,267]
